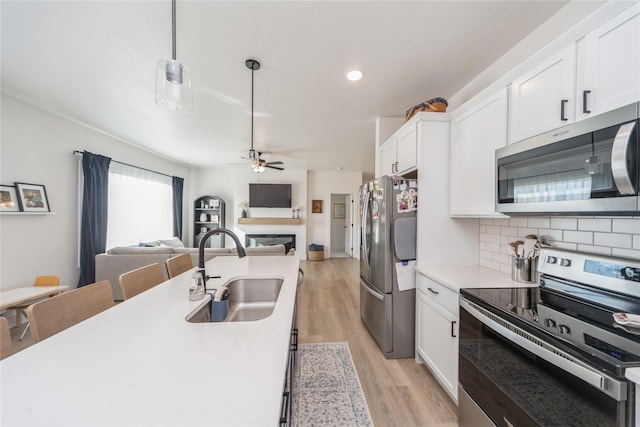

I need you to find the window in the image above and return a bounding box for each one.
[106,162,173,248]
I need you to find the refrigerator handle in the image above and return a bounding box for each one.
[361,190,371,270]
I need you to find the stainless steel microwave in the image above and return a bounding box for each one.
[496,103,639,215]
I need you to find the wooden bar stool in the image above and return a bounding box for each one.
[1,317,13,359]
[26,280,115,343]
[119,263,165,300]
[165,253,193,279]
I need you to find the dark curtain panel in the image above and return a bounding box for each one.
[172,176,184,239]
[78,152,111,287]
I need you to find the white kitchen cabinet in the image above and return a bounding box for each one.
[577,3,640,121]
[450,88,508,217]
[509,45,576,144]
[416,273,459,403]
[380,120,418,176]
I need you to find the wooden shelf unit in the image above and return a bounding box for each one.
[238,217,302,225]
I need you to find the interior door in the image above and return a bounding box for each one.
[345,194,353,256]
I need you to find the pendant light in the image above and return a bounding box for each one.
[155,0,192,112]
[246,59,262,173]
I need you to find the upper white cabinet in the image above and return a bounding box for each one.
[450,88,508,217]
[380,120,418,176]
[577,3,640,121]
[509,4,640,144]
[509,45,576,144]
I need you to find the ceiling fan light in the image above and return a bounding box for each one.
[155,59,192,111]
[252,163,265,174]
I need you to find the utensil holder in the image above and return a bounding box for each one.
[210,299,228,322]
[511,256,538,283]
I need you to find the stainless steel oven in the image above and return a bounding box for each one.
[459,249,640,427]
[496,103,639,215]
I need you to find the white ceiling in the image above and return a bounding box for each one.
[1,1,570,175]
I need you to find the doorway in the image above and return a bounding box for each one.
[330,193,354,258]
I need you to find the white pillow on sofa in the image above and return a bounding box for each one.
[157,237,185,248]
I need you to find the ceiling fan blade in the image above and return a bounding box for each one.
[265,161,283,165]
[265,165,284,171]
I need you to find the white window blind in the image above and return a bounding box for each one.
[106,162,173,248]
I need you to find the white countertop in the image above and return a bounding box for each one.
[626,367,640,384]
[1,255,300,426]
[416,265,538,292]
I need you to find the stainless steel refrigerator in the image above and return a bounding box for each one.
[360,176,417,359]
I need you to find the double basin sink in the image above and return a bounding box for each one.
[186,277,283,323]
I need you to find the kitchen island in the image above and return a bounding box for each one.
[1,255,300,426]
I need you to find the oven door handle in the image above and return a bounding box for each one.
[610,121,637,196]
[460,298,627,402]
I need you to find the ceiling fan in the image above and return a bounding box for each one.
[243,58,285,174]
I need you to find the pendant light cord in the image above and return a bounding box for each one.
[171,0,177,61]
[251,67,254,151]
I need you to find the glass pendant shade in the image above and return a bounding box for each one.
[252,163,265,174]
[155,59,192,111]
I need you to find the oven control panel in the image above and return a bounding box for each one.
[537,304,640,363]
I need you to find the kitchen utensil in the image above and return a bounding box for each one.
[523,238,537,259]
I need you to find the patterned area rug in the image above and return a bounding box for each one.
[292,342,373,427]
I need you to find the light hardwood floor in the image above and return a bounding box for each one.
[298,257,458,427]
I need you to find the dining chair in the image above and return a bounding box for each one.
[7,275,61,341]
[165,253,193,279]
[119,263,165,300]
[1,317,13,360]
[26,280,115,343]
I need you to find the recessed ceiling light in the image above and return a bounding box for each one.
[346,70,363,81]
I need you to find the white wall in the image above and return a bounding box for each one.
[190,165,308,255]
[0,94,191,290]
[307,170,362,258]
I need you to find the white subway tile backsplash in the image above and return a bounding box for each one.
[486,225,501,234]
[594,232,632,249]
[553,242,578,251]
[578,218,611,232]
[528,217,550,229]
[538,229,563,242]
[612,248,640,259]
[517,227,538,237]
[509,217,528,227]
[576,244,612,256]
[477,215,639,266]
[563,230,593,244]
[612,218,640,234]
[550,218,577,230]
[500,226,518,236]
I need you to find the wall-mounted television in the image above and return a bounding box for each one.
[249,183,292,208]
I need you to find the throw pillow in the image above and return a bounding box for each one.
[157,237,185,248]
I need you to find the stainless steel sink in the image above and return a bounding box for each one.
[186,277,283,323]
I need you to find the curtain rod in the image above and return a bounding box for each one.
[73,150,181,180]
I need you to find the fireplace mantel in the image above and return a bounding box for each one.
[237,217,302,225]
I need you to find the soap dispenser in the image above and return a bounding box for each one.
[188,271,205,301]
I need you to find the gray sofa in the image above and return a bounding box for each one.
[95,244,291,301]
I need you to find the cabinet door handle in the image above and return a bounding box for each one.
[560,99,568,121]
[427,287,439,295]
[391,162,395,173]
[583,90,591,114]
[451,320,457,338]
[395,161,399,173]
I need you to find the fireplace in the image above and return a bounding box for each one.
[246,234,296,251]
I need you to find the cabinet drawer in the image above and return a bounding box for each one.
[416,273,459,315]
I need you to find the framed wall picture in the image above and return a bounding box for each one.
[0,185,20,212]
[333,203,346,219]
[15,182,50,212]
[312,200,323,214]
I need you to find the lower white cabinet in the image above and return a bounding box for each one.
[416,273,459,403]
